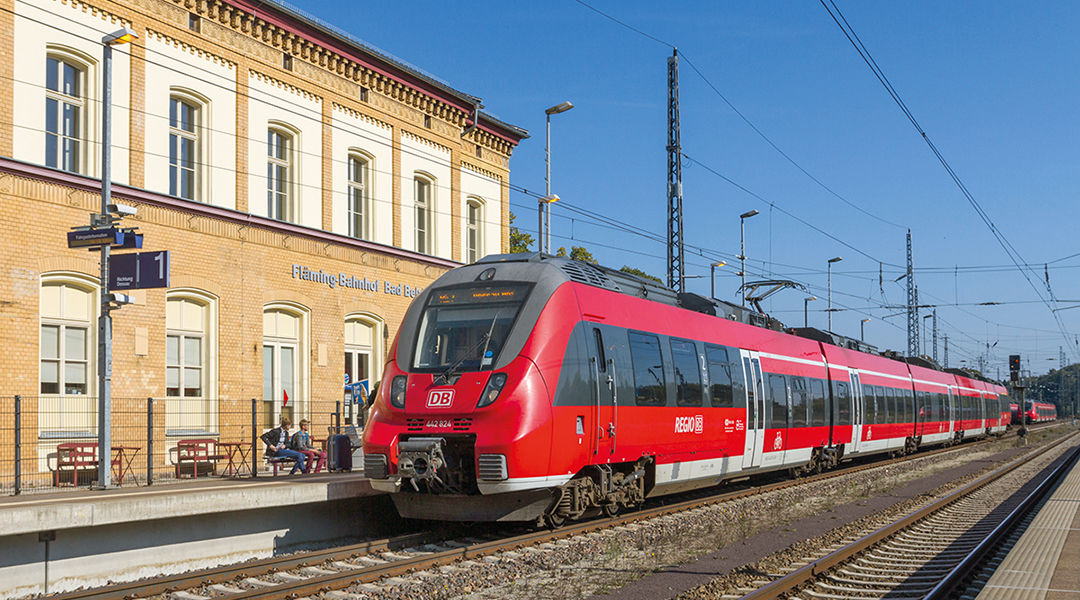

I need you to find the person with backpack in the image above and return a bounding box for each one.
[291,419,326,473]
[261,417,307,474]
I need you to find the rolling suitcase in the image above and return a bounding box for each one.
[326,433,352,472]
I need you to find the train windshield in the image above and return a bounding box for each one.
[412,283,531,373]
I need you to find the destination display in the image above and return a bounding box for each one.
[431,285,526,306]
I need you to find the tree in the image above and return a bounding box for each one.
[556,245,597,264]
[619,266,662,283]
[508,211,534,253]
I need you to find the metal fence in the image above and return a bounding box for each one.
[0,396,360,495]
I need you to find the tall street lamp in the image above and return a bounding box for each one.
[861,318,871,342]
[542,101,573,254]
[827,256,842,331]
[804,296,816,327]
[96,27,138,488]
[710,261,726,299]
[738,209,759,306]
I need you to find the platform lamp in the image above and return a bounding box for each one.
[827,256,842,331]
[710,261,726,299]
[96,27,138,489]
[738,210,759,306]
[861,318,871,342]
[804,296,816,328]
[542,101,573,254]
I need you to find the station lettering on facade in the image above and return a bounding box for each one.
[291,264,421,298]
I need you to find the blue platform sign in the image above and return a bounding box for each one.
[110,251,170,290]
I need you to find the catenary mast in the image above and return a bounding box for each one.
[666,49,684,291]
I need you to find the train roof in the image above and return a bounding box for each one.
[473,254,1007,384]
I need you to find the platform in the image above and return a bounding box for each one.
[977,451,1080,599]
[0,470,396,598]
[0,470,382,537]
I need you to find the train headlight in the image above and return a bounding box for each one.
[390,375,407,409]
[477,372,509,408]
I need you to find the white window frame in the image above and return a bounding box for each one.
[39,274,99,438]
[347,151,372,240]
[263,303,308,429]
[45,53,88,174]
[466,198,483,263]
[414,173,435,255]
[169,90,209,202]
[165,291,217,435]
[267,124,297,222]
[344,314,384,426]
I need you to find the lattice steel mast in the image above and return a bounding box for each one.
[907,230,919,356]
[666,49,684,291]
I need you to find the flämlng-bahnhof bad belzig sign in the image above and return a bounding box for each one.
[292,264,423,298]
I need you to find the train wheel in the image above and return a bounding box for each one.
[545,512,566,528]
[602,503,621,518]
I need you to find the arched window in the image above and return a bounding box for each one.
[40,275,98,435]
[347,152,371,240]
[166,292,216,434]
[466,198,484,263]
[263,304,307,428]
[267,125,296,222]
[414,174,434,254]
[169,91,208,202]
[344,314,383,425]
[45,53,89,174]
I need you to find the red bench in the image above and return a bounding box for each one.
[54,442,102,487]
[176,439,224,478]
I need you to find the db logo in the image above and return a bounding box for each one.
[675,415,704,434]
[426,389,455,409]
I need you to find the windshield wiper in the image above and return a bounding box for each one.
[436,313,499,384]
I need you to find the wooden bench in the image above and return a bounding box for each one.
[54,442,105,487]
[176,439,224,478]
[265,454,299,475]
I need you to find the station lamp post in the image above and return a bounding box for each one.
[738,209,759,306]
[861,318,871,342]
[710,261,726,299]
[804,296,816,327]
[827,256,842,331]
[542,101,573,254]
[96,27,138,488]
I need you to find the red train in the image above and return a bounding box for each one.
[362,254,1012,524]
[1010,401,1057,424]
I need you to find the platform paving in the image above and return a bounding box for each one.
[977,454,1080,599]
[0,470,379,536]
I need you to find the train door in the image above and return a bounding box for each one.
[850,372,864,453]
[947,387,957,435]
[740,351,765,469]
[589,326,616,457]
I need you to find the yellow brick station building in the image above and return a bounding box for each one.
[0,0,525,486]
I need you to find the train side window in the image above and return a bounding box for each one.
[593,328,606,373]
[810,379,826,427]
[791,377,808,427]
[629,331,666,407]
[670,338,702,407]
[768,373,789,429]
[835,381,851,426]
[705,344,733,408]
[885,387,896,424]
[862,386,874,425]
[904,390,913,424]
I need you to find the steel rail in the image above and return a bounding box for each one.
[925,440,1080,599]
[55,425,1051,600]
[196,432,1064,600]
[739,430,1079,600]
[43,531,442,600]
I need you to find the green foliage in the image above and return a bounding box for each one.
[555,245,597,264]
[508,211,534,253]
[619,266,662,283]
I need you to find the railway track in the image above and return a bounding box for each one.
[49,426,1063,600]
[729,430,1079,599]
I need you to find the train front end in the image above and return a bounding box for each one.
[362,254,575,522]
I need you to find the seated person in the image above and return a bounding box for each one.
[261,417,307,474]
[291,419,326,473]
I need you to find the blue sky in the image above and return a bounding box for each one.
[309,1,1079,377]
